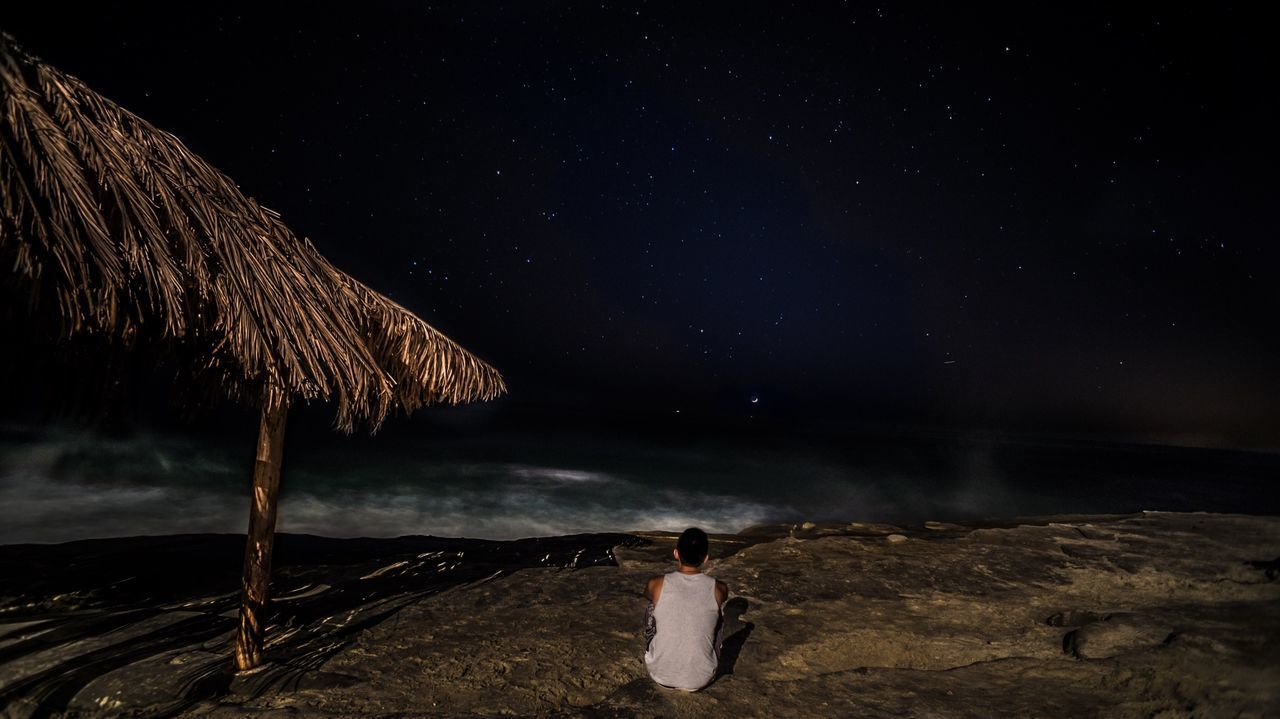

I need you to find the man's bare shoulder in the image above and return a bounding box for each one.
[644,574,665,602]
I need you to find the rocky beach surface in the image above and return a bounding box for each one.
[2,512,1278,718]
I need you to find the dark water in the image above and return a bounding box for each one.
[1,425,1277,545]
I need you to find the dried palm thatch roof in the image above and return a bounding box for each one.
[0,34,504,429]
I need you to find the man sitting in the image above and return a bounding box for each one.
[643,527,729,691]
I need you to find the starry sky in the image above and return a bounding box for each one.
[5,3,1277,448]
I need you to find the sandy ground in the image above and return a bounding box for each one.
[154,512,1280,718]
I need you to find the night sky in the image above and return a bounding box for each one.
[4,4,1277,448]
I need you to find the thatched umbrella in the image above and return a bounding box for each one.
[0,34,505,670]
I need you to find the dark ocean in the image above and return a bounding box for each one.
[1,423,1277,545]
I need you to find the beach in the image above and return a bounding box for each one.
[1,511,1277,717]
[2,5,1275,717]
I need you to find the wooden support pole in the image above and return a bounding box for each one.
[234,385,288,672]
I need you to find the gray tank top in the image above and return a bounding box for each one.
[644,571,719,690]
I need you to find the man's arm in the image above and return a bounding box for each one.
[714,579,728,607]
[644,575,664,604]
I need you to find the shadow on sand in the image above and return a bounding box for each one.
[715,597,753,680]
[0,532,639,718]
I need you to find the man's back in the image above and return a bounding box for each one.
[644,571,722,690]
